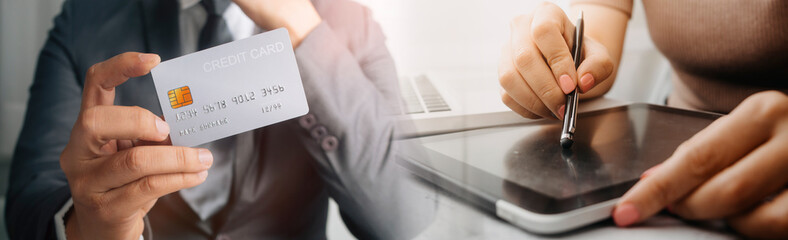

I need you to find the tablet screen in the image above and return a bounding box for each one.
[401,104,720,213]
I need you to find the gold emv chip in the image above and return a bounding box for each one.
[168,86,193,109]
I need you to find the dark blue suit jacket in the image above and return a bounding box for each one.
[6,0,434,239]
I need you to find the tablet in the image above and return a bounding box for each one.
[396,103,721,234]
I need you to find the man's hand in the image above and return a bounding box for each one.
[232,0,321,47]
[614,91,788,239]
[60,52,213,240]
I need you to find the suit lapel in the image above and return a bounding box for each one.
[140,0,181,60]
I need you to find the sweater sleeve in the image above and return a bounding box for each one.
[571,0,634,18]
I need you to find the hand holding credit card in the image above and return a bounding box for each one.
[152,28,309,147]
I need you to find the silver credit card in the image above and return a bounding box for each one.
[151,28,309,147]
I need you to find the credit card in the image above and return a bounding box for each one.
[151,28,309,147]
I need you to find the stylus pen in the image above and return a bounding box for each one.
[560,11,584,149]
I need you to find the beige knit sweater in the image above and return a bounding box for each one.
[573,0,788,113]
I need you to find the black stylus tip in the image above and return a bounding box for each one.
[560,138,574,149]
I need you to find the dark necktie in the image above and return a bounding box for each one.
[198,0,233,50]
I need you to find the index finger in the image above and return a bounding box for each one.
[94,146,211,190]
[530,3,577,95]
[613,103,774,227]
[81,52,160,109]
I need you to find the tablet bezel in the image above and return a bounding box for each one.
[397,103,722,215]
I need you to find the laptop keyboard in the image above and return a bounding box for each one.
[399,75,451,114]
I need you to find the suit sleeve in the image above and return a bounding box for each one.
[5,1,82,239]
[293,2,434,239]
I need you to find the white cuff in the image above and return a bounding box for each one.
[54,198,73,240]
[54,198,145,240]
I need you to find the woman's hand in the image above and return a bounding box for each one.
[232,0,321,47]
[499,2,614,119]
[615,91,788,239]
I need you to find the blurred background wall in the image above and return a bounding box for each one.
[354,0,670,103]
[0,0,668,239]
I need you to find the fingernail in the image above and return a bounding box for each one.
[580,73,595,92]
[197,170,208,180]
[155,118,170,136]
[139,53,159,63]
[640,164,661,179]
[558,74,575,94]
[198,149,213,166]
[613,203,640,227]
[558,104,565,120]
